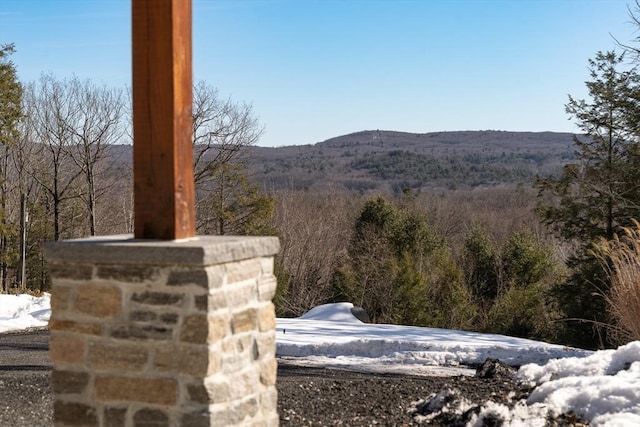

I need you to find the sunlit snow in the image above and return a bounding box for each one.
[1,295,639,426]
[278,302,590,372]
[0,293,50,333]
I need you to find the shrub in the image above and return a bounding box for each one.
[463,224,499,303]
[502,231,555,288]
[486,231,565,342]
[333,195,475,329]
[487,284,559,341]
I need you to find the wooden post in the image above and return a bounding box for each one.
[132,0,195,239]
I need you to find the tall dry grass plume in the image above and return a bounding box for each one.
[595,219,640,343]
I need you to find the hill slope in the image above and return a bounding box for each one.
[249,130,576,192]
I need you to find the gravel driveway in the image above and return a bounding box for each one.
[0,328,53,426]
[0,329,542,426]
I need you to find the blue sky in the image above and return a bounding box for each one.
[0,0,635,147]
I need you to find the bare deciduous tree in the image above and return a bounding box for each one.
[30,74,83,241]
[63,78,126,236]
[192,80,264,186]
[272,190,356,316]
[29,74,126,238]
[191,80,267,234]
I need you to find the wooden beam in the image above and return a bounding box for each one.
[132,0,195,239]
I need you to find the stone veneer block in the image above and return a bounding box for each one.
[74,284,122,318]
[94,376,178,405]
[43,235,280,427]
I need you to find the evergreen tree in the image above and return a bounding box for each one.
[537,51,640,244]
[488,231,564,341]
[536,51,640,348]
[0,44,21,146]
[0,43,23,291]
[463,224,499,303]
[333,196,474,328]
[196,162,274,236]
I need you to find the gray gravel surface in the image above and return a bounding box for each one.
[0,329,581,426]
[0,328,53,427]
[276,362,529,426]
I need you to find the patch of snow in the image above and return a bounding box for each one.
[0,293,50,333]
[410,388,474,423]
[299,302,363,323]
[516,342,640,426]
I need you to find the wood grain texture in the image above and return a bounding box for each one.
[132,0,195,239]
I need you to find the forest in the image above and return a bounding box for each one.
[247,129,575,193]
[2,42,640,351]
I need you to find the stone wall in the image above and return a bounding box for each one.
[43,235,280,427]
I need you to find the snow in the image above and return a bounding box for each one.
[2,295,639,426]
[279,302,590,371]
[0,293,50,333]
[517,341,640,426]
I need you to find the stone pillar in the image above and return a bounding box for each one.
[42,235,280,427]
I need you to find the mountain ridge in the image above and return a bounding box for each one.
[248,130,577,192]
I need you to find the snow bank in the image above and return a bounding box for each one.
[0,293,51,333]
[299,302,363,323]
[277,303,591,368]
[516,341,640,426]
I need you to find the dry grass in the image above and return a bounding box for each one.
[595,219,640,343]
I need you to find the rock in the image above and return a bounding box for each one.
[475,358,516,380]
[350,306,371,323]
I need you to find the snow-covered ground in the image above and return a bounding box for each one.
[277,302,591,374]
[1,295,639,426]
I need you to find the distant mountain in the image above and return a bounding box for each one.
[248,130,577,193]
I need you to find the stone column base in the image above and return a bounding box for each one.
[43,235,280,427]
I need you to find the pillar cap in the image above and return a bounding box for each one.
[43,235,280,266]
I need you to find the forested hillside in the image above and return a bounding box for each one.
[249,130,576,192]
[109,130,576,192]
